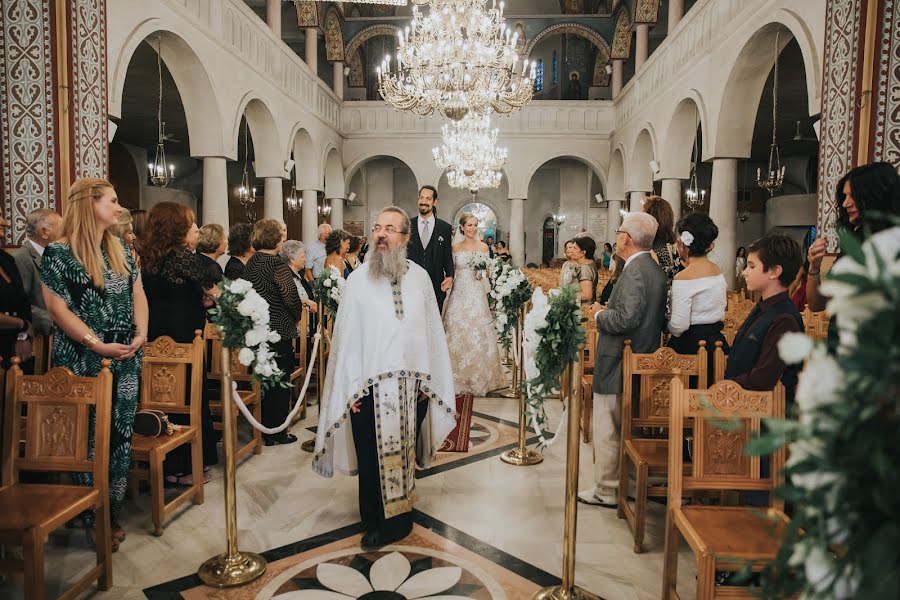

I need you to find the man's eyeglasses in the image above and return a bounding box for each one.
[615,229,631,238]
[371,224,405,234]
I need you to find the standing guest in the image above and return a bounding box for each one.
[0,215,33,365]
[324,229,353,278]
[279,240,319,315]
[313,206,456,549]
[561,237,598,305]
[601,242,613,271]
[131,209,148,241]
[407,185,454,312]
[40,177,147,551]
[196,223,226,284]
[141,202,219,482]
[358,236,369,263]
[667,213,728,381]
[224,222,255,280]
[14,207,62,339]
[485,235,496,258]
[806,162,900,312]
[727,234,804,405]
[599,253,625,305]
[109,209,138,270]
[579,212,667,509]
[245,219,303,446]
[643,195,681,281]
[305,223,333,280]
[735,246,747,291]
[495,240,512,263]
[346,236,363,270]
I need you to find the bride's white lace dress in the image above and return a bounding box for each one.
[443,250,508,396]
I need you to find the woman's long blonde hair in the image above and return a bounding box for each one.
[59,177,130,288]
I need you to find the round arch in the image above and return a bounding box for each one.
[323,146,345,199]
[438,168,510,235]
[344,24,402,63]
[662,92,709,180]
[344,152,423,192]
[289,127,318,190]
[519,151,607,200]
[713,13,821,158]
[524,23,612,60]
[608,147,627,201]
[230,94,282,178]
[109,24,224,157]
[629,127,656,192]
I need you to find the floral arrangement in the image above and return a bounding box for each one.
[313,266,345,320]
[468,251,491,273]
[749,227,900,599]
[208,278,286,392]
[522,284,585,439]
[489,259,533,349]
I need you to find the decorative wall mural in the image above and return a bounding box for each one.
[634,0,661,24]
[294,0,319,27]
[611,8,632,60]
[0,0,58,245]
[524,23,611,64]
[345,24,401,67]
[324,8,344,62]
[872,0,900,166]
[592,43,611,86]
[70,0,109,181]
[348,50,365,87]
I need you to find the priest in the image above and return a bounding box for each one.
[313,206,457,548]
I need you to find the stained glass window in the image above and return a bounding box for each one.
[552,50,558,85]
[535,59,544,92]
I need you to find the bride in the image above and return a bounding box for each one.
[443,214,507,397]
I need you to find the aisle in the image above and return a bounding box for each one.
[1,399,696,600]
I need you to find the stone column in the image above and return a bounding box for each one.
[305,28,318,69]
[635,23,649,71]
[328,197,343,229]
[606,199,623,244]
[266,0,281,37]
[302,189,318,245]
[668,0,684,34]
[612,59,624,98]
[333,61,344,99]
[660,178,683,224]
[629,191,646,213]
[509,198,525,266]
[202,157,229,228]
[263,177,283,220]
[709,159,738,289]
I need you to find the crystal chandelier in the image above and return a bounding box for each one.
[295,0,408,5]
[758,31,785,196]
[237,120,256,220]
[684,112,706,210]
[433,113,507,191]
[286,187,301,214]
[149,36,174,187]
[377,0,536,121]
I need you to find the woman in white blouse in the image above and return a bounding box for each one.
[667,213,728,360]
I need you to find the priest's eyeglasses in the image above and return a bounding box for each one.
[371,224,403,234]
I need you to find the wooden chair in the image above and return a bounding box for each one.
[0,358,114,599]
[30,334,50,376]
[129,331,205,535]
[617,341,707,553]
[722,306,753,346]
[205,322,263,461]
[290,310,310,422]
[661,378,789,600]
[800,305,830,341]
[713,341,727,383]
[580,324,598,444]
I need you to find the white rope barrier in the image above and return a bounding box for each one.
[230,326,323,435]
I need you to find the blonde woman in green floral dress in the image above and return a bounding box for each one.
[40,178,148,552]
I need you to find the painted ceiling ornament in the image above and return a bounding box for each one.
[635,0,661,24]
[324,8,345,61]
[377,0,537,121]
[611,8,632,59]
[592,44,611,86]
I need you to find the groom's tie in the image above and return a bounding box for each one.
[421,219,431,248]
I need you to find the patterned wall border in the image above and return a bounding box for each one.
[611,8,632,60]
[816,0,862,251]
[324,8,344,62]
[69,0,108,181]
[345,24,401,66]
[871,0,899,166]
[634,0,660,24]
[0,0,58,245]
[523,22,611,61]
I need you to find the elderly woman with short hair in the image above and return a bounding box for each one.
[279,240,318,314]
[196,223,226,283]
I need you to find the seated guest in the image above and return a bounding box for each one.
[279,240,318,315]
[141,202,219,482]
[245,220,303,446]
[726,234,804,406]
[196,223,226,283]
[495,240,511,263]
[224,222,254,280]
[14,208,61,339]
[561,237,598,305]
[667,212,727,359]
[323,229,352,278]
[579,213,667,509]
[0,214,34,365]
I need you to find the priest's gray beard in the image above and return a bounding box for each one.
[366,242,409,281]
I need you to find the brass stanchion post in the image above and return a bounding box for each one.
[533,348,599,600]
[499,315,519,398]
[199,347,267,587]
[501,306,542,466]
[302,313,327,453]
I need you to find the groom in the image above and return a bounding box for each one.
[407,185,454,311]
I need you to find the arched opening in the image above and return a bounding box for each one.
[453,202,499,243]
[438,170,509,245]
[345,155,418,237]
[629,128,656,200]
[228,114,261,225]
[525,25,612,101]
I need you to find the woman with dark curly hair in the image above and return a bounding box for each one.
[642,195,681,281]
[323,229,352,278]
[560,236,598,305]
[224,222,255,280]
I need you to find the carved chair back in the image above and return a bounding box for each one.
[667,377,786,511]
[205,322,255,382]
[722,306,753,346]
[2,358,112,488]
[800,305,829,340]
[622,340,707,440]
[140,331,204,423]
[295,309,309,366]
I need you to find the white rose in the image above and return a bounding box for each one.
[256,344,273,364]
[795,354,843,413]
[228,279,252,294]
[788,438,842,491]
[777,332,814,364]
[254,361,274,377]
[237,297,256,317]
[238,347,255,366]
[803,546,834,594]
[244,327,266,348]
[267,330,280,343]
[323,278,332,288]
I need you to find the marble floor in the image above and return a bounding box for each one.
[0,398,697,600]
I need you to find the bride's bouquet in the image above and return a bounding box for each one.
[468,252,491,276]
[313,266,344,320]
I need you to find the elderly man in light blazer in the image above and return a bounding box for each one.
[13,208,61,338]
[578,211,667,508]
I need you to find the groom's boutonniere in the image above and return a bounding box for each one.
[438,236,444,243]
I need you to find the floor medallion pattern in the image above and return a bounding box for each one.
[143,511,564,599]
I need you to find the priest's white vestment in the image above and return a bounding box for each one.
[313,260,457,518]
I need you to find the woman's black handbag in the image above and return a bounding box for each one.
[133,409,174,437]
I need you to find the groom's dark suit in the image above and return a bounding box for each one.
[408,215,455,310]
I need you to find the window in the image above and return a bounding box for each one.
[535,58,544,92]
[552,50,558,85]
